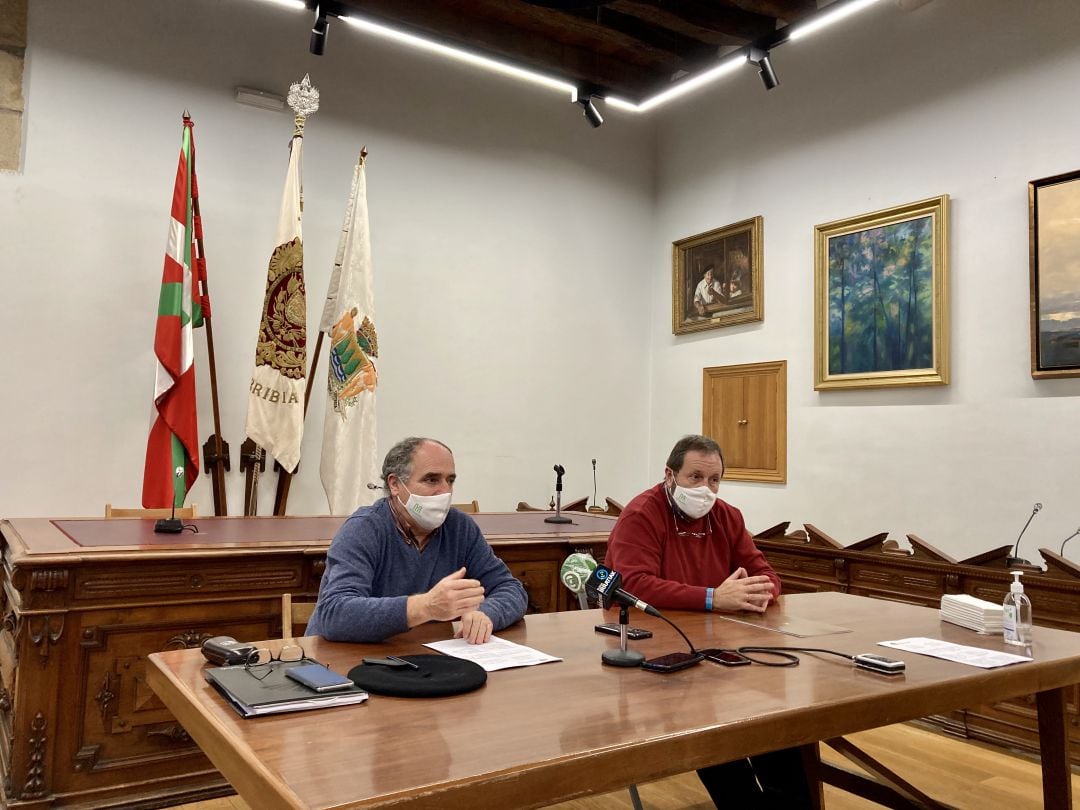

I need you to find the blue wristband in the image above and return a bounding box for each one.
[705,587,714,612]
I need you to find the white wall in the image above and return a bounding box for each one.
[0,0,655,517]
[649,0,1080,561]
[5,0,1079,563]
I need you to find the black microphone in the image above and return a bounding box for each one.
[154,467,186,534]
[545,464,572,525]
[1007,502,1042,567]
[1059,527,1080,557]
[585,565,661,617]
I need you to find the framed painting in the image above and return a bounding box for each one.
[672,216,763,335]
[814,195,950,390]
[1030,170,1080,378]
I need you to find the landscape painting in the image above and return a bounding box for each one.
[814,196,949,390]
[1030,170,1080,378]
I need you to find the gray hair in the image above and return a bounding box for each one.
[665,434,723,473]
[381,437,453,487]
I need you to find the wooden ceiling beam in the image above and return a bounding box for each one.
[567,6,717,63]
[330,0,671,98]
[609,0,778,43]
[725,0,819,24]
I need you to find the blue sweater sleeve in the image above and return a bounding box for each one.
[458,519,529,631]
[305,509,412,643]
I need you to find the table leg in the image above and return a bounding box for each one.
[1036,686,1073,810]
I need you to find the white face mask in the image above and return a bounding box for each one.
[668,477,717,520]
[397,486,452,531]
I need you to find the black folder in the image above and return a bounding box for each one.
[204,659,368,718]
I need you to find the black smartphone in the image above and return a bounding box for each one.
[594,623,653,640]
[699,648,752,666]
[285,664,356,692]
[640,652,704,673]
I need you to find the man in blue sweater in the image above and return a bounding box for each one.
[306,437,528,644]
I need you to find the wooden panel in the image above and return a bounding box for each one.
[703,360,786,483]
[0,515,611,809]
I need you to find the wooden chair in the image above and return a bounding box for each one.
[451,500,480,513]
[105,503,197,519]
[282,593,317,639]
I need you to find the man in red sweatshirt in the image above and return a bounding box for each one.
[605,434,811,809]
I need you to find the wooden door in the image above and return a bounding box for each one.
[703,360,786,483]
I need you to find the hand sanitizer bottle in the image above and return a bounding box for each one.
[1002,571,1032,646]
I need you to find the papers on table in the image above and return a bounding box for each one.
[939,593,1003,634]
[878,637,1032,669]
[423,635,561,672]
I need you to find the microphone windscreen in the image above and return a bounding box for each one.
[560,553,597,595]
[584,564,621,609]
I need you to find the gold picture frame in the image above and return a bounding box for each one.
[814,195,950,390]
[672,216,763,335]
[1029,169,1080,378]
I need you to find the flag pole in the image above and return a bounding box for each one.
[273,146,369,517]
[272,328,323,515]
[187,115,230,516]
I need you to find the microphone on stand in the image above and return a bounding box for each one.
[545,464,572,524]
[560,552,597,610]
[1006,502,1042,567]
[584,565,647,667]
[587,459,604,513]
[1059,527,1080,557]
[154,467,186,534]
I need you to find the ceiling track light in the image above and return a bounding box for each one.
[574,93,603,128]
[310,4,329,55]
[747,47,778,91]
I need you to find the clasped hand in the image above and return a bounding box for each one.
[713,567,774,613]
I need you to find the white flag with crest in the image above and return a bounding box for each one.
[319,153,379,513]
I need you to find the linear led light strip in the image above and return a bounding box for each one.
[253,0,886,113]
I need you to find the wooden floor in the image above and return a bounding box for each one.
[169,722,1079,809]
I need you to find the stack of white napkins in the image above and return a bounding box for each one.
[939,593,1003,634]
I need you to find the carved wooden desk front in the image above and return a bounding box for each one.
[0,513,611,809]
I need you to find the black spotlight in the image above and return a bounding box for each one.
[748,47,779,91]
[576,97,603,128]
[310,5,329,56]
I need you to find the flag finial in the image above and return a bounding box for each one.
[287,74,320,136]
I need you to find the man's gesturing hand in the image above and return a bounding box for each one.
[414,567,485,624]
[711,567,774,613]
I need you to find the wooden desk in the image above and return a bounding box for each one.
[147,592,1079,810]
[0,513,611,809]
[754,524,1080,763]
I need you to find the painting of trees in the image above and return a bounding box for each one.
[827,215,934,375]
[814,195,948,390]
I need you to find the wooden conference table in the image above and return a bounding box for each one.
[146,592,1080,810]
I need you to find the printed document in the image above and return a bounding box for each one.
[878,637,1032,669]
[423,635,561,672]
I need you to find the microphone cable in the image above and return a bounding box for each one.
[733,646,855,667]
[655,612,699,654]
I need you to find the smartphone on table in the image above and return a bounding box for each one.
[698,648,752,666]
[594,623,653,640]
[285,664,356,692]
[640,652,704,673]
